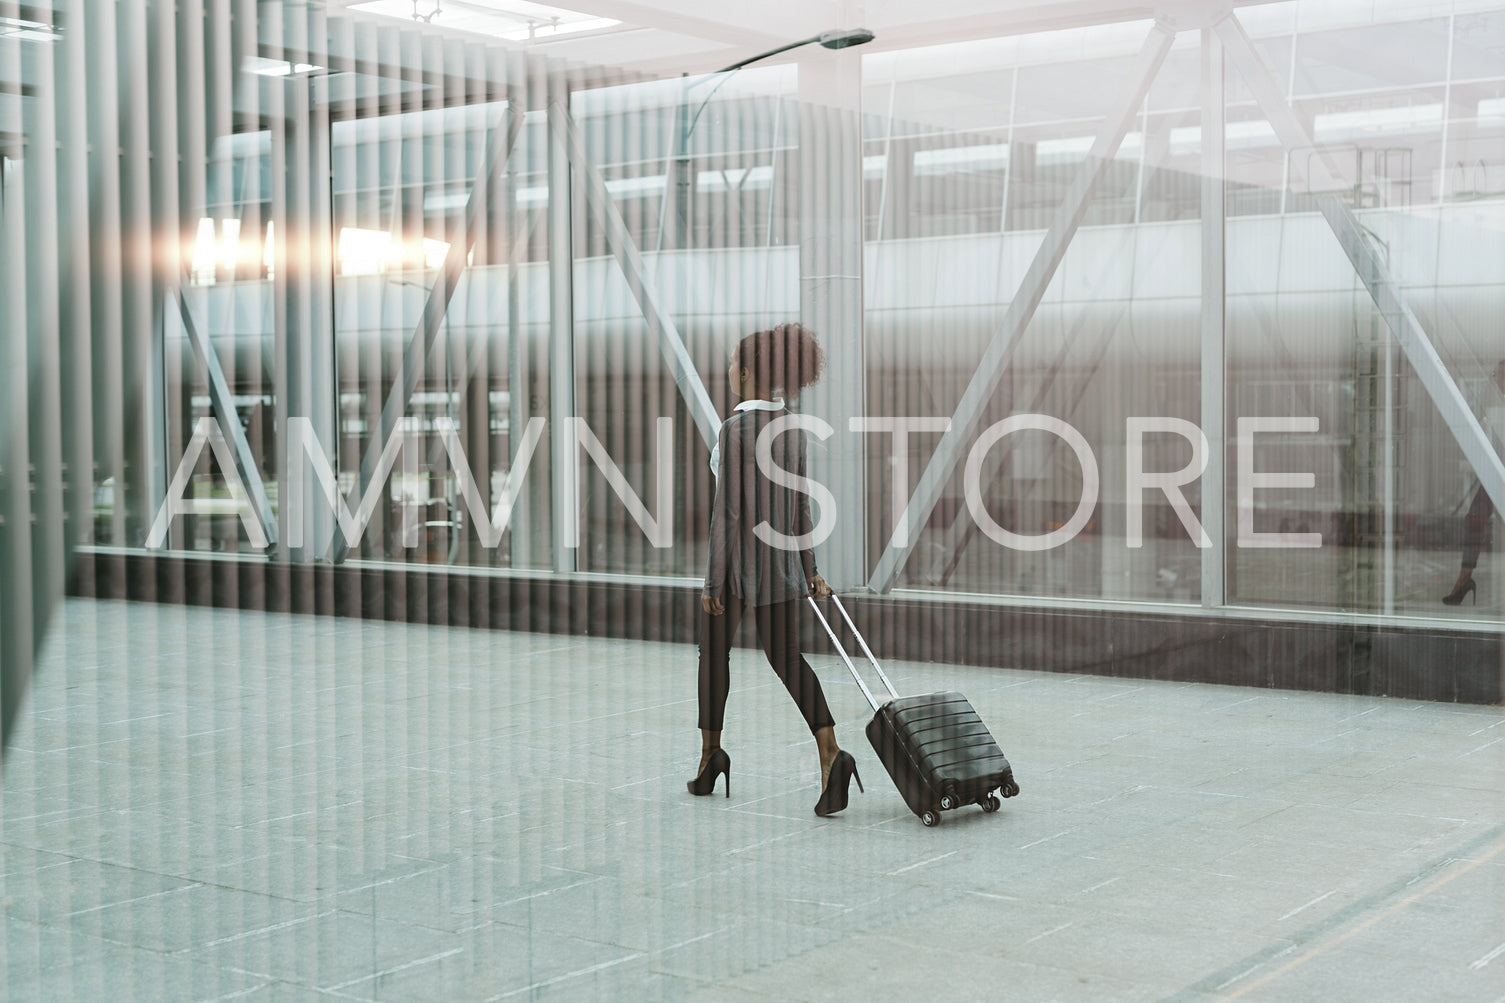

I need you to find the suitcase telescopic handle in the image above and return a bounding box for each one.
[806,595,899,711]
[829,595,900,702]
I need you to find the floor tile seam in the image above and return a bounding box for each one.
[646,966,821,1003]
[61,864,326,912]
[1219,817,1487,854]
[1236,802,1493,828]
[709,865,993,979]
[867,890,1307,936]
[480,942,651,1001]
[179,900,496,946]
[640,967,777,1001]
[198,982,283,1003]
[1163,822,1505,1002]
[8,907,230,961]
[1302,927,1505,970]
[0,803,119,827]
[321,944,467,994]
[0,839,229,888]
[776,922,1223,994]
[209,963,374,1002]
[166,907,343,954]
[2,942,320,1000]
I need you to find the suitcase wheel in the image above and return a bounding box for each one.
[939,793,959,811]
[980,794,1001,813]
[920,809,941,827]
[1002,778,1020,798]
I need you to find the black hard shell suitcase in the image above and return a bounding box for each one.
[809,596,1020,827]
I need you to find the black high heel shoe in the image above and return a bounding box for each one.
[687,748,731,798]
[1442,579,1478,606]
[814,750,863,817]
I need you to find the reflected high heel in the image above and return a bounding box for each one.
[1442,579,1477,606]
[687,748,731,798]
[814,750,863,817]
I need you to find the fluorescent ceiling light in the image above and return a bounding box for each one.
[697,165,774,192]
[511,174,664,206]
[348,0,619,43]
[1035,132,1142,165]
[1313,104,1442,140]
[605,175,665,197]
[248,56,323,76]
[521,176,662,201]
[1169,120,1279,155]
[424,191,473,212]
[338,226,454,274]
[914,144,1009,176]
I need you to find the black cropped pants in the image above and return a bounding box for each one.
[1462,484,1495,570]
[697,593,835,735]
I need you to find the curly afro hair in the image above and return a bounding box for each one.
[733,323,826,399]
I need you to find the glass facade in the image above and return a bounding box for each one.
[1,0,1503,995]
[13,2,1492,621]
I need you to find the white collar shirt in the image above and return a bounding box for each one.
[709,398,785,477]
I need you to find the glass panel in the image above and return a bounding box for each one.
[1010,50,1145,231]
[568,75,800,577]
[318,28,551,569]
[861,25,1205,603]
[1291,18,1450,95]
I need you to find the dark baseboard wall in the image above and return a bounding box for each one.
[70,549,1503,705]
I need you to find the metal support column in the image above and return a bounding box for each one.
[120,0,168,549]
[866,22,1176,594]
[0,125,37,748]
[1216,14,1505,523]
[504,164,532,568]
[799,46,866,591]
[271,57,337,564]
[546,98,577,572]
[17,36,65,634]
[1200,26,1227,607]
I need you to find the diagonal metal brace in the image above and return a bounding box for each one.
[331,103,522,562]
[936,297,1127,586]
[1215,14,1505,523]
[866,21,1177,594]
[556,103,721,452]
[175,287,278,546]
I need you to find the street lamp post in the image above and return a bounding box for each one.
[661,28,875,251]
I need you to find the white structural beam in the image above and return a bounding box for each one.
[1199,26,1226,607]
[546,97,577,573]
[798,46,866,591]
[866,20,1176,595]
[1215,14,1505,526]
[559,103,722,452]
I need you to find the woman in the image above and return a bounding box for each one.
[1442,359,1505,605]
[688,323,862,817]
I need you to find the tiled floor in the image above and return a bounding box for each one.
[1,598,1502,1001]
